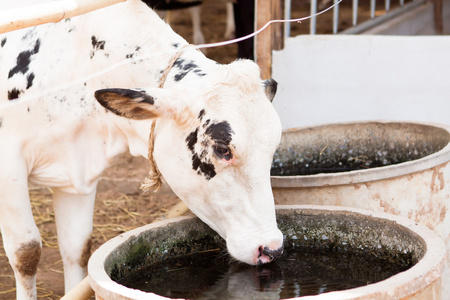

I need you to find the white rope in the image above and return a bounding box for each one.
[1,1,342,110]
[193,0,343,50]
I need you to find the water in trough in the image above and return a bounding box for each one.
[108,210,422,299]
[115,246,412,299]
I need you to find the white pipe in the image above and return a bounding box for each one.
[333,0,340,33]
[353,0,359,25]
[310,0,317,34]
[386,0,391,12]
[0,0,125,34]
[285,0,292,38]
[371,0,376,18]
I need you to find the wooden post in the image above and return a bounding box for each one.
[433,0,444,34]
[0,0,125,34]
[271,0,284,52]
[255,0,284,79]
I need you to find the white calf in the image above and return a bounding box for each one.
[0,0,282,298]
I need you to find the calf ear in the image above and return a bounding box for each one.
[262,79,278,102]
[95,88,164,120]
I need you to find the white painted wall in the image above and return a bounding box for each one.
[272,35,450,129]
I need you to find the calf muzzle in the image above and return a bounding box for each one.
[257,245,284,265]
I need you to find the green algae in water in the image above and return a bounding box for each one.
[115,247,413,299]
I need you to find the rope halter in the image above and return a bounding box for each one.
[140,45,190,193]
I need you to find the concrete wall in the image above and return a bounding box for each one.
[272,35,450,130]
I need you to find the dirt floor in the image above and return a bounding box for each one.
[0,0,402,298]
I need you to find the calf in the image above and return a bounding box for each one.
[0,0,283,298]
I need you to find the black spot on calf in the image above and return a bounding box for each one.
[173,58,206,82]
[1,38,6,47]
[205,121,234,145]
[8,39,40,79]
[192,153,216,180]
[8,52,32,78]
[203,119,211,128]
[8,88,22,100]
[198,109,205,120]
[185,114,217,180]
[90,36,106,58]
[125,46,141,59]
[91,36,105,50]
[26,73,35,89]
[33,39,40,52]
[186,128,198,151]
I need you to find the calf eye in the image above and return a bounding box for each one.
[214,143,232,160]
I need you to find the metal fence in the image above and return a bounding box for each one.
[284,0,426,36]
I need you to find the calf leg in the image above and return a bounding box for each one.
[52,188,96,293]
[0,164,41,300]
[224,2,235,40]
[189,6,206,46]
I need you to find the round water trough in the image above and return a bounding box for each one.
[271,121,450,293]
[88,205,445,300]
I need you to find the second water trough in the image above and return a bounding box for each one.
[271,121,450,293]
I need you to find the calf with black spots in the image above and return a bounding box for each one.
[0,1,282,299]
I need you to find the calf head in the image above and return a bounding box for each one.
[95,60,283,265]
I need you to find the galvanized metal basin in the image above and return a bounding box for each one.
[88,205,445,300]
[271,121,450,295]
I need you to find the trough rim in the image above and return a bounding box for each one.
[87,205,446,300]
[271,120,450,188]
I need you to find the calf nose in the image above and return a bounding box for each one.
[257,245,284,265]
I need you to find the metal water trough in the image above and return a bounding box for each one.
[271,121,450,294]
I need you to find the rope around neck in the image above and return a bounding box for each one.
[141,45,190,193]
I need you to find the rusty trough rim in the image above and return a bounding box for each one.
[88,205,445,300]
[271,120,450,188]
